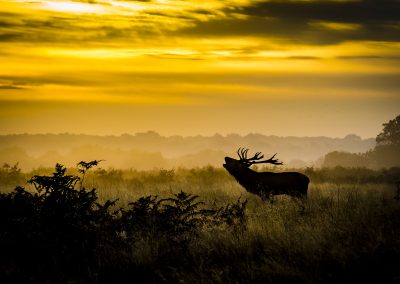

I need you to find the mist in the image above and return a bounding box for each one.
[0,132,375,171]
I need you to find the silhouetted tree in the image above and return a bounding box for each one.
[376,114,400,146]
[369,114,400,168]
[323,115,400,169]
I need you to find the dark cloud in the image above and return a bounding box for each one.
[0,85,25,90]
[0,33,20,41]
[0,13,75,43]
[243,0,400,23]
[285,56,320,60]
[178,0,400,44]
[145,11,198,21]
[189,9,215,16]
[336,55,400,60]
[336,55,383,60]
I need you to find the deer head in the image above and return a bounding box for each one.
[223,147,283,174]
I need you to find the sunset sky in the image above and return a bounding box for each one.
[0,0,399,138]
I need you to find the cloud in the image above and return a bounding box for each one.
[243,0,400,23]
[285,56,320,60]
[1,0,399,45]
[336,55,382,60]
[177,0,400,44]
[0,9,167,44]
[0,84,25,90]
[0,74,96,87]
[1,71,399,94]
[0,0,399,65]
[2,0,397,45]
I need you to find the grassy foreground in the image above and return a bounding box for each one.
[1,163,400,283]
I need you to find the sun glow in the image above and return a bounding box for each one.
[43,1,105,14]
[0,0,399,137]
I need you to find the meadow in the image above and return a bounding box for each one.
[1,162,400,283]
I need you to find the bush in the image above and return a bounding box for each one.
[0,161,247,283]
[0,162,121,282]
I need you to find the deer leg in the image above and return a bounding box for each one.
[290,189,306,213]
[265,189,275,204]
[259,190,269,201]
[268,190,276,204]
[257,184,273,203]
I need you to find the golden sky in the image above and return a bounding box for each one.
[0,0,399,137]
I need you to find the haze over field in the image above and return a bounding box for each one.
[0,132,375,170]
[0,0,399,138]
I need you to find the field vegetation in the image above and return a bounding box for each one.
[1,161,400,283]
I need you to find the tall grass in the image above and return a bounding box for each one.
[1,163,400,283]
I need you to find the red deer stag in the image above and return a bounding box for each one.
[223,148,309,200]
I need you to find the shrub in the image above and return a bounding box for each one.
[0,162,121,282]
[0,161,248,283]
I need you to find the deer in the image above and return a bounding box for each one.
[223,148,309,200]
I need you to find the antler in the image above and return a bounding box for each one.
[237,147,249,160]
[251,153,283,165]
[237,148,283,166]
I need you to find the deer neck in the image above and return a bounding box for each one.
[232,167,259,189]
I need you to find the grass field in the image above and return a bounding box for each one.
[1,164,400,283]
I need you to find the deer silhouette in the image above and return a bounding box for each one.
[223,148,309,200]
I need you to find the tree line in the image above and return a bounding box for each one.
[323,114,400,168]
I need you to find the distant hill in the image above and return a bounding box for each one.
[0,132,375,170]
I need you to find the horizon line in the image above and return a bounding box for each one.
[0,131,375,140]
